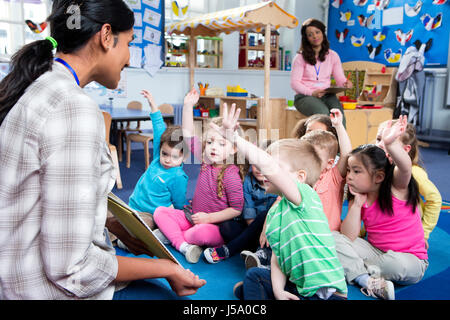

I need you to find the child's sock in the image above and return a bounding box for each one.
[354,274,370,288]
[179,242,189,254]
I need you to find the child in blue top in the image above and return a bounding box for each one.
[128,90,188,229]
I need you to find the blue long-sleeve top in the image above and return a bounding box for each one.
[128,111,188,214]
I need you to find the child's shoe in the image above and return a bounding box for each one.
[153,228,170,245]
[203,246,230,264]
[240,247,271,270]
[184,244,203,264]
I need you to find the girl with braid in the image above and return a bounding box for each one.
[153,88,246,264]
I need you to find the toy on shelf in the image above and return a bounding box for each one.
[361,82,383,102]
[227,85,248,97]
[198,82,209,96]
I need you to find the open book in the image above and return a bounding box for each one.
[107,193,181,265]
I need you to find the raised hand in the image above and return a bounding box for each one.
[141,89,157,112]
[330,108,344,128]
[209,103,241,141]
[184,87,200,109]
[382,115,407,147]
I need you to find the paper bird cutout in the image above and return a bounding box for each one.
[421,13,442,31]
[395,29,414,46]
[384,48,402,64]
[336,29,349,43]
[25,19,47,34]
[373,27,389,42]
[367,43,382,60]
[351,35,366,47]
[405,0,423,17]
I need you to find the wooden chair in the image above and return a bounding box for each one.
[117,101,143,162]
[102,111,123,189]
[126,104,174,170]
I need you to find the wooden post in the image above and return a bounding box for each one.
[189,35,196,89]
[263,24,271,137]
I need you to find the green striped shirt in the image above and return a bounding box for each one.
[266,182,347,297]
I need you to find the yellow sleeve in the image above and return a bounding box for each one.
[412,166,442,240]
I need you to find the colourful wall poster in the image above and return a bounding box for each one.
[125,0,165,75]
[328,0,450,67]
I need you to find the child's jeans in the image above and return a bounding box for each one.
[237,267,347,300]
[153,206,224,250]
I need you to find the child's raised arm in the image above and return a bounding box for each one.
[141,90,158,113]
[382,115,412,191]
[181,88,200,139]
[330,108,352,177]
[210,103,302,205]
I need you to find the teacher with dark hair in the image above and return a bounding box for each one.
[291,18,352,127]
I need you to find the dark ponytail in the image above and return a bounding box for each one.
[0,0,134,126]
[0,39,54,125]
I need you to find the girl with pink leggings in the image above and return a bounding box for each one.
[154,89,245,263]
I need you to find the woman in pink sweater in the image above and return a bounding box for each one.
[290,19,352,126]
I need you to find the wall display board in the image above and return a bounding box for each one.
[328,0,450,67]
[125,0,165,76]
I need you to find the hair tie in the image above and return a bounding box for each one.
[45,36,58,49]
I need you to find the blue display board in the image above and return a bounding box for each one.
[327,0,450,67]
[125,0,165,74]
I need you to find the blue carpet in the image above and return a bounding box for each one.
[113,148,450,300]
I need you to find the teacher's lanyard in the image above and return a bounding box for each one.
[54,57,80,86]
[314,62,321,81]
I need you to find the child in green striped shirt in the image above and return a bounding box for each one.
[211,103,347,300]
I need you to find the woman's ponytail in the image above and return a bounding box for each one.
[0,39,54,126]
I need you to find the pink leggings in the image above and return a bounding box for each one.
[153,207,224,251]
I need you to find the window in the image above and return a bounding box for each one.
[0,0,51,61]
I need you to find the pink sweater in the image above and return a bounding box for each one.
[188,137,244,215]
[290,50,347,96]
[362,196,428,260]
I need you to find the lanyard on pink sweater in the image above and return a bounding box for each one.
[314,62,321,80]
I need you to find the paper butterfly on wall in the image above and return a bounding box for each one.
[373,27,388,42]
[353,0,368,6]
[25,19,47,33]
[405,0,423,17]
[358,14,375,28]
[384,48,402,64]
[331,0,343,8]
[340,10,352,23]
[421,13,442,31]
[172,0,189,18]
[432,0,447,5]
[367,43,382,59]
[395,29,414,46]
[374,0,390,10]
[351,35,366,47]
[336,29,349,43]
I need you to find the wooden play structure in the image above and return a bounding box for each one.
[166,1,298,139]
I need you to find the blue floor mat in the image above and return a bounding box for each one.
[115,205,450,300]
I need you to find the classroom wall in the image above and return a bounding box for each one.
[85,0,329,109]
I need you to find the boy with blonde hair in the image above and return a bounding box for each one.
[212,104,347,300]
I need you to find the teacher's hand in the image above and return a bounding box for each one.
[312,89,326,98]
[344,79,353,89]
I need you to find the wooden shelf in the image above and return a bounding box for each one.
[342,61,398,108]
[239,30,280,70]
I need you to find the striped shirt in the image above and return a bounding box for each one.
[265,182,347,298]
[0,62,118,299]
[188,137,244,214]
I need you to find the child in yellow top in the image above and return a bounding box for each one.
[376,121,442,249]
